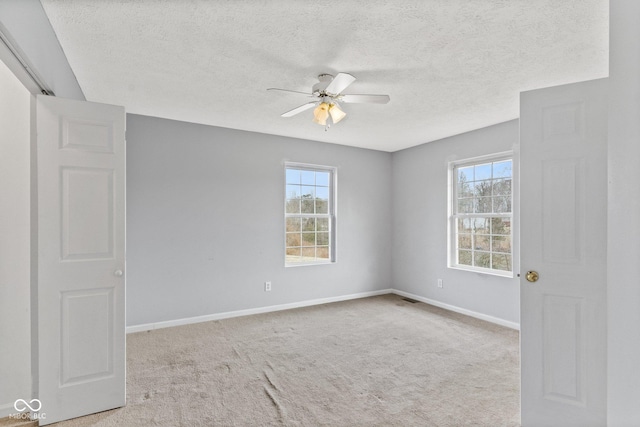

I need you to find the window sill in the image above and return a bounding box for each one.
[285,261,334,268]
[448,264,514,278]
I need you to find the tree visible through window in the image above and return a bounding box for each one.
[285,164,335,265]
[450,155,513,275]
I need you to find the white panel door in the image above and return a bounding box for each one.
[36,95,125,425]
[520,79,607,426]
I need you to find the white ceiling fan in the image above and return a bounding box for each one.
[267,73,390,128]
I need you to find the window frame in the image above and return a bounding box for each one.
[448,152,515,278]
[284,162,337,267]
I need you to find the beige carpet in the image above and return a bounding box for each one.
[51,294,520,426]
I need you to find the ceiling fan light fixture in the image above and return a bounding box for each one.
[328,103,346,124]
[313,102,330,125]
[270,72,389,128]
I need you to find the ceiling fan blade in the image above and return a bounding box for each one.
[281,102,318,117]
[340,94,390,104]
[267,88,312,96]
[325,73,356,95]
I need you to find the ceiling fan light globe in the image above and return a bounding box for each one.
[313,116,328,126]
[313,102,330,125]
[329,103,347,124]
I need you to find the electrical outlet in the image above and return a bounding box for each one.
[437,279,443,288]
[265,281,272,292]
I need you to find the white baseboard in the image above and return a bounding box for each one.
[126,289,394,334]
[390,289,520,330]
[126,288,519,334]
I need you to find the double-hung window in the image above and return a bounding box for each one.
[285,163,336,266]
[449,154,513,276]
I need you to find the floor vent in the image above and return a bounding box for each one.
[402,297,419,304]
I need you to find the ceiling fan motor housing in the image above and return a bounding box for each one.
[312,74,334,96]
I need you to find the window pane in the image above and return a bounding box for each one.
[492,178,511,196]
[286,247,301,259]
[472,218,490,233]
[301,247,315,259]
[491,217,511,235]
[317,218,329,231]
[301,170,315,185]
[475,235,490,251]
[458,181,473,198]
[492,254,512,271]
[457,198,473,213]
[475,252,491,268]
[493,196,511,213]
[458,234,472,250]
[317,232,329,246]
[493,160,512,178]
[473,180,492,197]
[315,199,328,214]
[301,199,314,213]
[315,186,329,199]
[301,185,315,198]
[286,169,300,184]
[458,166,473,183]
[316,172,330,187]
[458,250,472,266]
[286,233,300,247]
[492,235,511,253]
[286,217,301,232]
[474,163,492,180]
[316,246,330,259]
[286,198,300,214]
[458,218,472,233]
[301,232,315,246]
[286,184,302,199]
[475,196,493,213]
[302,218,315,232]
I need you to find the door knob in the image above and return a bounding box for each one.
[114,270,124,277]
[525,271,539,282]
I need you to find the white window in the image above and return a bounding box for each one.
[449,154,513,276]
[285,163,336,266]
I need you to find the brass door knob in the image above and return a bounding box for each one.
[525,271,539,282]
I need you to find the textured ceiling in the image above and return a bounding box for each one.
[40,0,608,152]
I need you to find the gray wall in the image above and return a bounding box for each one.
[0,57,31,417]
[607,1,640,424]
[126,115,393,326]
[391,120,520,325]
